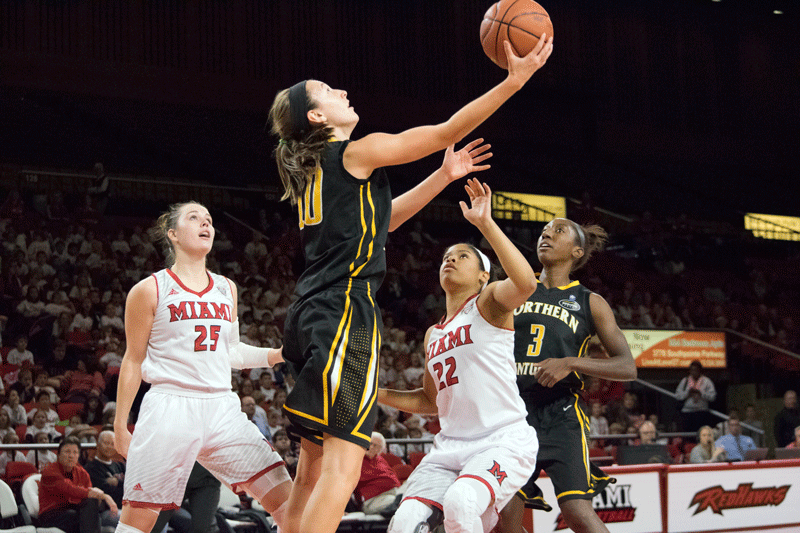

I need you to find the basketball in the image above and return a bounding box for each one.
[480,0,553,69]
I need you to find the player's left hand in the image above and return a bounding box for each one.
[268,346,284,367]
[460,178,493,227]
[532,357,575,387]
[442,139,492,182]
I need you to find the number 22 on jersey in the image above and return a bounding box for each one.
[297,167,323,229]
[526,324,546,357]
[433,356,459,390]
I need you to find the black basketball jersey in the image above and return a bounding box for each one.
[514,280,596,406]
[294,140,391,299]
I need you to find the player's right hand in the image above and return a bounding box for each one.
[504,35,553,88]
[114,426,132,458]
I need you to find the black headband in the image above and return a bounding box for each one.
[288,80,310,138]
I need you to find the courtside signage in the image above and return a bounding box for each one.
[531,468,662,533]
[622,330,726,369]
[668,463,800,531]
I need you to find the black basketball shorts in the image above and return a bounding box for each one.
[518,394,614,509]
[282,279,382,449]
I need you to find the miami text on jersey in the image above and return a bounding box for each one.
[427,324,473,359]
[167,301,233,322]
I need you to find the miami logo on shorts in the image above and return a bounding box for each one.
[488,461,507,485]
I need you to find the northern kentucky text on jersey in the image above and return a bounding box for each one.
[427,324,474,359]
[167,301,233,322]
[514,301,579,333]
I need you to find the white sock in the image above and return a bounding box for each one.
[115,523,147,533]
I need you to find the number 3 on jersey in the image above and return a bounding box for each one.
[433,356,459,390]
[526,325,546,357]
[297,167,323,229]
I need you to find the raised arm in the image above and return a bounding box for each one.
[345,38,553,176]
[389,139,492,232]
[113,277,156,457]
[377,328,438,415]
[461,180,536,323]
[534,293,637,388]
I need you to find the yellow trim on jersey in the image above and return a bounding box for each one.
[350,185,368,274]
[573,393,591,488]
[356,288,379,414]
[283,405,326,426]
[331,305,354,405]
[324,278,354,423]
[352,393,377,442]
[351,183,376,277]
[557,280,581,290]
[573,334,592,383]
[557,488,598,499]
[353,284,380,441]
[364,183,377,270]
[578,335,592,357]
[518,489,548,502]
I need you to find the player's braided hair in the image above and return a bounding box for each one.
[149,201,204,267]
[570,221,608,272]
[269,87,334,206]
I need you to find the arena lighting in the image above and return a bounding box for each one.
[492,192,566,222]
[744,213,800,241]
[773,9,783,14]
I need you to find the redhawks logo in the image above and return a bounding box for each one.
[690,483,790,516]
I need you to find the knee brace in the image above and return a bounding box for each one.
[388,499,443,533]
[236,464,292,501]
[442,478,492,533]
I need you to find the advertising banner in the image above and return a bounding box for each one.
[623,330,726,368]
[667,461,800,532]
[531,466,664,533]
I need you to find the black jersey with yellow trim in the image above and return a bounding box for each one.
[294,140,391,300]
[513,280,596,406]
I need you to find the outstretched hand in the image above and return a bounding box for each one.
[504,34,554,88]
[459,178,493,228]
[442,139,492,183]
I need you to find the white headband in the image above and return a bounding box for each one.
[572,221,586,249]
[476,249,491,273]
[476,248,490,290]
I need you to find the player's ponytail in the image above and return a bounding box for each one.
[269,85,334,206]
[571,222,608,272]
[149,201,203,267]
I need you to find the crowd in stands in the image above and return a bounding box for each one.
[1,181,800,520]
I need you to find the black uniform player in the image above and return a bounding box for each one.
[268,49,554,533]
[499,218,637,533]
[282,138,391,447]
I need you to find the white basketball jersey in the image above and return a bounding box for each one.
[142,269,234,395]
[426,294,528,438]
